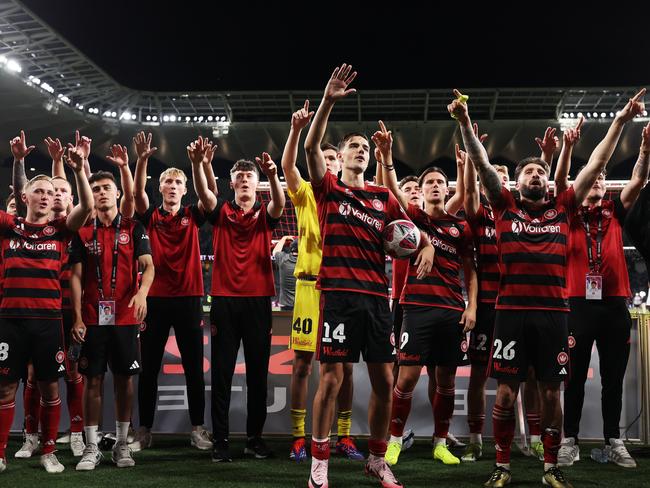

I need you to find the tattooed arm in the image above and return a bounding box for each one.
[620,121,650,210]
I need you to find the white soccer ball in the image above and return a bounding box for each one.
[383,219,421,259]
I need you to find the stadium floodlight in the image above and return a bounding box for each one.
[207,115,214,121]
[121,112,132,120]
[131,113,137,120]
[600,113,606,118]
[28,75,41,85]
[6,59,22,72]
[0,55,6,64]
[169,115,177,122]
[111,111,117,117]
[146,115,152,121]
[569,113,575,118]
[220,116,226,122]
[41,82,54,93]
[57,94,71,104]
[185,116,191,122]
[163,115,169,122]
[151,115,158,121]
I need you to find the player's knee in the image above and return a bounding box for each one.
[0,381,17,402]
[85,375,103,392]
[293,359,312,378]
[540,384,561,404]
[496,382,518,407]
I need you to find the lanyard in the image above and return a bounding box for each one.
[93,214,121,300]
[582,207,602,273]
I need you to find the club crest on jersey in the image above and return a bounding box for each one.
[544,209,558,220]
[139,322,147,332]
[460,340,469,352]
[602,209,612,218]
[449,226,460,237]
[118,233,130,245]
[485,226,496,238]
[568,335,576,348]
[372,199,384,211]
[181,216,190,226]
[390,332,396,347]
[339,201,352,216]
[55,350,65,364]
[557,351,569,365]
[43,225,55,236]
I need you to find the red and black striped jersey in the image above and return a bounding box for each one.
[493,186,577,311]
[137,205,205,297]
[313,171,408,297]
[0,212,71,319]
[400,205,473,311]
[566,199,631,298]
[467,202,500,304]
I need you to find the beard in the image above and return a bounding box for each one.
[519,183,546,201]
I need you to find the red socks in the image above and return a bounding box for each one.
[23,381,41,435]
[0,402,16,459]
[468,413,486,434]
[526,412,541,436]
[433,386,455,438]
[493,403,515,464]
[368,438,387,457]
[66,375,84,433]
[390,387,413,438]
[311,439,330,461]
[542,428,561,464]
[40,397,62,455]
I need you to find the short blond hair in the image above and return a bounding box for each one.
[159,167,188,185]
[493,164,509,176]
[25,174,53,191]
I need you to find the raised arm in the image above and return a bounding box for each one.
[188,136,217,213]
[9,130,34,217]
[304,64,357,184]
[256,152,285,219]
[620,121,650,210]
[372,121,409,209]
[45,137,66,178]
[64,143,93,231]
[448,90,503,206]
[554,116,583,196]
[272,235,292,256]
[202,141,218,196]
[446,145,466,216]
[282,100,313,193]
[133,131,157,214]
[536,127,559,167]
[105,144,135,218]
[573,88,646,203]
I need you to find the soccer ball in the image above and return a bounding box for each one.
[383,219,420,258]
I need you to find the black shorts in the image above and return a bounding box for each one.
[398,305,469,367]
[0,317,65,382]
[487,309,569,383]
[78,325,140,377]
[317,291,395,363]
[469,302,496,366]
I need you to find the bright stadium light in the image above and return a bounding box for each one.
[169,114,177,122]
[6,59,22,72]
[41,82,54,93]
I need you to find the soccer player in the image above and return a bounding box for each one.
[70,169,154,471]
[188,136,285,462]
[16,133,91,460]
[374,121,477,467]
[0,131,93,473]
[556,119,650,468]
[129,131,212,452]
[280,101,363,463]
[450,88,646,488]
[461,131,546,462]
[304,64,434,488]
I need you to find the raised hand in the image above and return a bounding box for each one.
[187,136,209,166]
[65,144,85,173]
[617,88,646,123]
[291,99,315,131]
[203,138,217,165]
[371,120,393,162]
[10,130,35,160]
[535,127,559,154]
[106,144,129,168]
[641,121,650,153]
[447,89,469,124]
[255,152,278,177]
[323,63,357,103]
[455,143,468,167]
[74,130,92,159]
[563,116,584,148]
[44,137,65,161]
[133,131,158,160]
